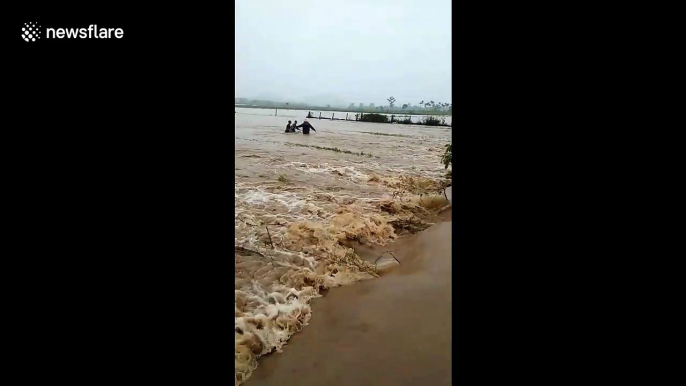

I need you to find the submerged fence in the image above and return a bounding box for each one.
[306,111,451,126]
[234,107,452,126]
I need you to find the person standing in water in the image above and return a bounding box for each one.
[295,119,316,134]
[285,120,292,133]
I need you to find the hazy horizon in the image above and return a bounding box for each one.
[235,0,451,107]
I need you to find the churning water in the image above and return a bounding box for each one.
[234,107,451,385]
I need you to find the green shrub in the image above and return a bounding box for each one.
[359,113,390,123]
[441,144,452,169]
[422,116,442,126]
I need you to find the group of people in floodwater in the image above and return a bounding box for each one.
[285,119,316,134]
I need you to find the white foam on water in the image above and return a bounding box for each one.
[235,115,452,385]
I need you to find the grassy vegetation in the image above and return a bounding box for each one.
[357,113,389,123]
[397,115,414,124]
[355,113,451,127]
[284,142,376,158]
[359,131,415,138]
[422,116,449,126]
[240,138,378,157]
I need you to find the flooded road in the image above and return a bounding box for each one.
[235,108,452,385]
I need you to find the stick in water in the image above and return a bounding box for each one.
[374,251,401,272]
[266,226,274,249]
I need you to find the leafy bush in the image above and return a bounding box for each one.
[359,113,390,123]
[422,116,442,126]
[441,144,452,169]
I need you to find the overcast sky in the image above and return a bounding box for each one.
[235,0,451,107]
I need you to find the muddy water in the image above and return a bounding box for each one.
[234,109,451,385]
[248,219,452,386]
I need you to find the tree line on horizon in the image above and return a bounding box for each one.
[235,96,452,113]
[350,97,451,113]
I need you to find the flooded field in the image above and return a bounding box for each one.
[236,106,452,125]
[234,107,452,385]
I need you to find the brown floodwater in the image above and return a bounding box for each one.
[248,218,452,386]
[235,108,452,385]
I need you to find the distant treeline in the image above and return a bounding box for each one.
[234,102,452,116]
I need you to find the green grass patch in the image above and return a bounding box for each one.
[284,143,375,157]
[359,131,414,138]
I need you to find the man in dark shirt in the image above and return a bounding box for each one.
[285,120,292,133]
[295,119,316,134]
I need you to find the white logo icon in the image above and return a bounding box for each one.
[22,22,41,42]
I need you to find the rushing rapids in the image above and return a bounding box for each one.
[234,108,452,385]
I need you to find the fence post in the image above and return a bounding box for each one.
[275,109,278,116]
[319,112,321,119]
[332,113,334,120]
[346,113,348,120]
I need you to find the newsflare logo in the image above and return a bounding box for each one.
[22,22,41,42]
[21,22,124,42]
